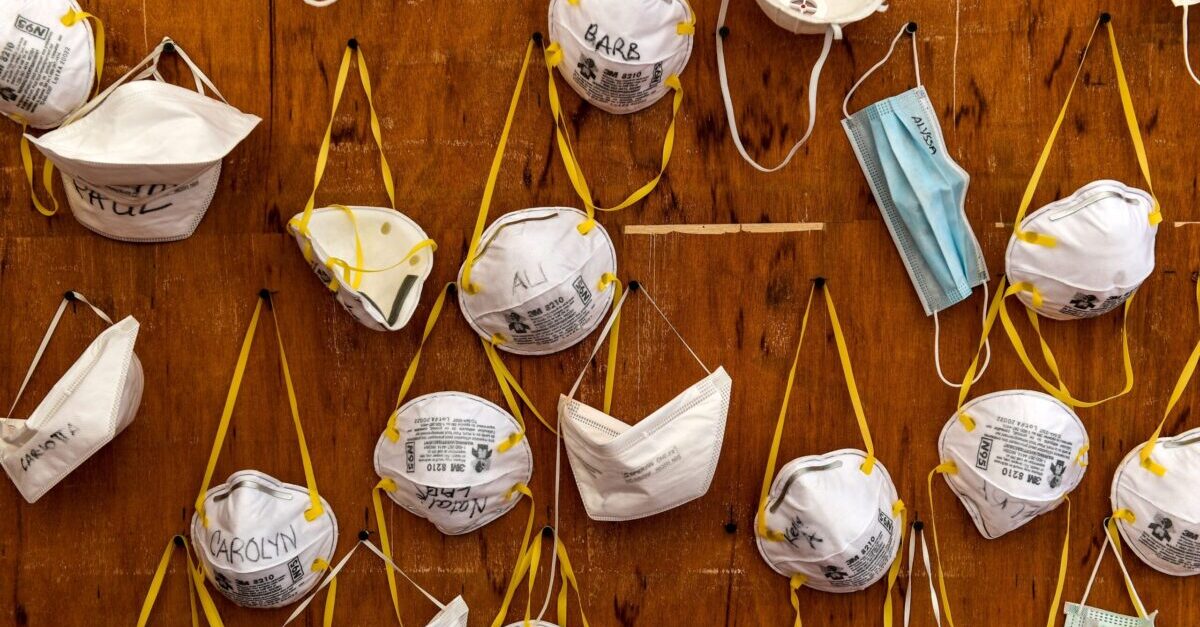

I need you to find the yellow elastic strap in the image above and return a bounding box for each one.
[998,283,1134,408]
[326,234,437,291]
[555,538,592,627]
[1106,21,1161,225]
[542,41,684,233]
[489,504,541,627]
[461,39,534,294]
[756,284,817,543]
[20,130,58,216]
[385,283,452,441]
[323,574,338,627]
[298,42,396,233]
[1106,517,1149,618]
[194,294,323,526]
[954,277,1008,411]
[1074,443,1090,467]
[1113,508,1136,525]
[789,574,806,627]
[956,412,976,432]
[1015,229,1058,247]
[601,276,622,415]
[60,9,104,90]
[882,501,908,627]
[372,479,406,625]
[1139,279,1200,476]
[488,338,556,436]
[137,536,224,627]
[927,463,959,627]
[1046,498,1071,627]
[823,285,877,474]
[482,338,530,452]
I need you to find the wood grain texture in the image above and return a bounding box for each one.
[2,0,1199,625]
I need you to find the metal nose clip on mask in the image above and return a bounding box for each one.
[992,14,1160,409]
[1063,519,1159,626]
[28,37,261,242]
[543,0,693,232]
[1111,280,1200,577]
[1173,0,1200,86]
[459,38,618,355]
[3,0,104,217]
[288,39,436,332]
[754,280,907,626]
[842,22,991,389]
[190,291,338,609]
[715,0,887,172]
[559,281,732,521]
[284,532,470,627]
[1,291,142,503]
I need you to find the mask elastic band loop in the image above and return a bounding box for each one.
[19,131,59,216]
[540,39,685,232]
[385,283,453,441]
[952,276,1007,414]
[601,277,623,415]
[460,39,535,294]
[1080,518,1150,618]
[822,284,877,474]
[60,8,105,92]
[789,574,807,627]
[997,282,1135,408]
[268,302,325,521]
[1185,5,1200,86]
[1106,20,1161,226]
[882,500,909,627]
[904,521,942,627]
[1139,278,1200,475]
[137,536,213,627]
[933,281,992,388]
[490,522,545,627]
[1044,497,1071,627]
[926,463,959,627]
[842,22,920,119]
[715,0,833,172]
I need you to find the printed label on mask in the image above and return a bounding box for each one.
[1133,512,1200,571]
[204,526,309,608]
[1058,290,1133,318]
[817,509,897,590]
[0,17,73,116]
[502,273,598,348]
[569,50,663,111]
[405,415,498,477]
[973,415,1074,490]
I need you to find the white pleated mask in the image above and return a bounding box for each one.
[190,293,337,609]
[715,0,887,172]
[938,390,1088,539]
[374,284,538,536]
[0,0,100,129]
[547,0,694,114]
[754,282,905,623]
[558,283,730,521]
[458,207,617,355]
[289,40,435,332]
[28,37,260,242]
[0,292,141,503]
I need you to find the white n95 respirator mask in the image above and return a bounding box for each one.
[559,282,731,521]
[374,284,537,536]
[190,292,337,609]
[754,281,906,625]
[289,39,435,332]
[1,0,101,129]
[1110,282,1200,577]
[938,390,1088,539]
[28,37,260,242]
[715,0,887,172]
[458,39,617,355]
[993,17,1158,408]
[1,291,141,503]
[547,0,694,115]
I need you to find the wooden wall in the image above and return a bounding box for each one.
[2,0,1199,625]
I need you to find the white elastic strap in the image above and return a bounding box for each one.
[304,0,339,5]
[1186,6,1200,86]
[566,285,710,400]
[921,525,941,626]
[715,0,834,172]
[952,0,961,117]
[842,23,921,118]
[933,281,991,388]
[7,292,113,417]
[1080,520,1147,615]
[904,523,916,627]
[360,539,448,610]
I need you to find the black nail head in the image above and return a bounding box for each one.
[719,26,730,39]
[163,42,175,54]
[628,280,641,292]
[174,536,185,547]
[913,520,925,531]
[348,38,359,49]
[258,288,272,300]
[358,530,370,541]
[542,527,554,538]
[813,277,827,287]
[1100,12,1111,24]
[532,32,543,44]
[447,283,458,297]
[906,22,918,34]
[63,291,77,302]
[724,522,738,534]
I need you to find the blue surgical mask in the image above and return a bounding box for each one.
[841,22,990,387]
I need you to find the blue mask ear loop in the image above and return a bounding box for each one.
[842,22,921,119]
